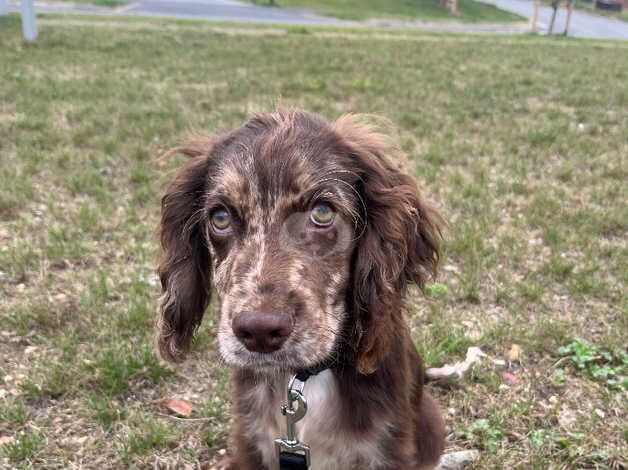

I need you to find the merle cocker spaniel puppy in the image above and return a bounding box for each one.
[156,110,445,470]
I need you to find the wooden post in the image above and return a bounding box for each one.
[563,0,574,35]
[439,0,458,14]
[531,0,540,33]
[548,0,559,35]
[21,0,38,41]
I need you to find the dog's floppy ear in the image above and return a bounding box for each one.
[156,137,215,362]
[333,115,444,374]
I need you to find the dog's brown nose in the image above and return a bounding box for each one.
[232,312,293,353]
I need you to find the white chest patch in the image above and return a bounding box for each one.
[245,370,386,470]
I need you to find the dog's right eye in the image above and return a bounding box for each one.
[310,203,335,227]
[210,207,232,232]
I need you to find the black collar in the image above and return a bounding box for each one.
[294,357,337,382]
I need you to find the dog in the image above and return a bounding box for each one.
[156,109,445,469]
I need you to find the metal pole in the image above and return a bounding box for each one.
[21,0,38,41]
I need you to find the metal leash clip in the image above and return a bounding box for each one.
[275,374,311,469]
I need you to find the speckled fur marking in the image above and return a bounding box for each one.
[157,110,446,470]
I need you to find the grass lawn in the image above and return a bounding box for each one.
[71,0,129,7]
[42,0,129,7]
[250,0,524,22]
[1,14,627,469]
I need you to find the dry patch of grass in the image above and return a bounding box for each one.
[1,14,626,468]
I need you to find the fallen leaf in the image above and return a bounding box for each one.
[502,371,519,385]
[73,436,88,445]
[0,435,14,445]
[507,344,522,362]
[558,408,577,430]
[156,398,193,417]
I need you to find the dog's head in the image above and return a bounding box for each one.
[157,110,442,374]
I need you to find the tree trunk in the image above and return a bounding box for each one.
[440,0,459,15]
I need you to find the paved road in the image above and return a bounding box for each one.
[122,0,351,24]
[478,0,628,39]
[9,0,348,26]
[8,0,350,25]
[7,0,628,39]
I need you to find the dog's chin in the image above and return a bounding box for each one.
[221,349,309,372]
[218,339,332,374]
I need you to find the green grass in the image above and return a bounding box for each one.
[1,13,627,468]
[62,0,128,7]
[557,339,627,390]
[250,0,524,22]
[120,417,173,464]
[0,430,46,464]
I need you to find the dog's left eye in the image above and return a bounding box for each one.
[210,207,232,232]
[310,203,335,227]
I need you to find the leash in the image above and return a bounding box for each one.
[274,360,334,470]
[274,374,310,470]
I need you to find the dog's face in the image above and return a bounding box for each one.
[206,119,359,370]
[157,111,442,374]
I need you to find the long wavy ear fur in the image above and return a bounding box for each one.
[332,115,444,374]
[156,137,215,362]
